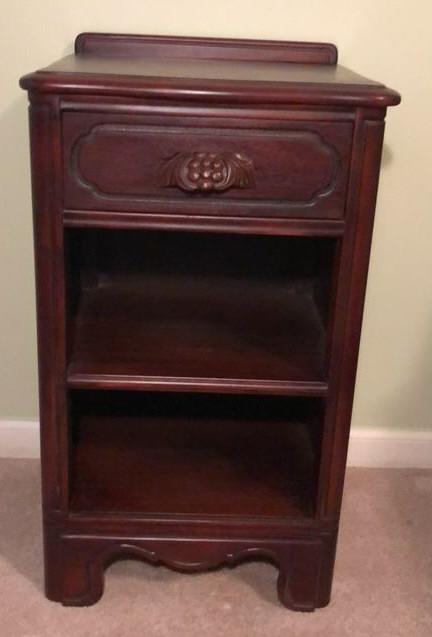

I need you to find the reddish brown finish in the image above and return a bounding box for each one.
[21,33,400,611]
[44,532,336,610]
[75,32,339,64]
[67,276,328,395]
[69,393,317,517]
[320,116,388,518]
[162,151,255,193]
[62,112,352,219]
[63,209,346,236]
[66,231,332,396]
[20,34,400,107]
[28,97,68,515]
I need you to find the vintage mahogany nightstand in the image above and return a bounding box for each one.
[20,33,400,610]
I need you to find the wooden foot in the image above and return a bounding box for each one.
[276,541,321,611]
[276,534,336,611]
[44,533,104,606]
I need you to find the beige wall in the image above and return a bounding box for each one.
[1,1,431,431]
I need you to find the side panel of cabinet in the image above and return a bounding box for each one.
[318,112,386,519]
[29,97,68,518]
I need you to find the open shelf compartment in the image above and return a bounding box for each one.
[65,229,336,395]
[69,391,323,518]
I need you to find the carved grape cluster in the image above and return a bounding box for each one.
[163,150,254,193]
[185,153,227,191]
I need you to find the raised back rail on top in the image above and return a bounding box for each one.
[75,33,338,65]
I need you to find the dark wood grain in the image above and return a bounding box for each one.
[20,32,400,611]
[66,230,333,394]
[69,393,316,517]
[75,32,338,64]
[28,97,69,514]
[19,33,400,107]
[68,275,327,392]
[45,533,336,610]
[63,112,353,219]
[63,209,346,237]
[319,116,388,518]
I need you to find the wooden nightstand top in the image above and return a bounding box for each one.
[20,32,400,107]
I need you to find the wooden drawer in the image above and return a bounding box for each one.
[62,112,353,219]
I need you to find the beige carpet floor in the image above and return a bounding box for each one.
[0,460,431,637]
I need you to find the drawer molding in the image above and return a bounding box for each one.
[66,121,349,217]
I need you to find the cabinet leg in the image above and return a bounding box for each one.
[44,533,104,606]
[276,536,335,612]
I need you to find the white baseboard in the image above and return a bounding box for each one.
[0,420,40,458]
[347,428,432,468]
[0,420,431,468]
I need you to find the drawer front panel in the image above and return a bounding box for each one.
[63,112,353,219]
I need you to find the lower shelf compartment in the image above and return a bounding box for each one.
[69,392,322,519]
